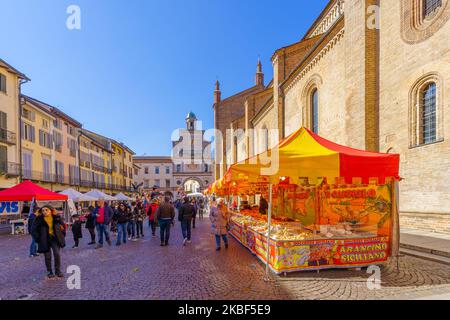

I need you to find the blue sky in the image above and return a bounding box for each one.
[1,0,328,155]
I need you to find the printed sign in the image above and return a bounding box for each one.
[0,202,21,215]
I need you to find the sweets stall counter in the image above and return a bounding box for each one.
[229,213,390,274]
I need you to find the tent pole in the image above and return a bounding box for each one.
[392,179,401,272]
[264,183,274,282]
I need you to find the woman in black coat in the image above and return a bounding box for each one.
[85,206,96,245]
[31,205,66,279]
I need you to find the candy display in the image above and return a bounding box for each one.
[231,213,377,241]
[228,184,392,274]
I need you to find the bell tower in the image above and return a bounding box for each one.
[186,111,197,131]
[255,58,264,86]
[214,80,221,104]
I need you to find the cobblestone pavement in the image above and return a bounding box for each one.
[0,216,449,300]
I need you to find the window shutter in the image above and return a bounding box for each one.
[31,126,35,142]
[0,74,6,93]
[39,130,43,146]
[0,145,7,163]
[48,133,53,149]
[0,111,6,129]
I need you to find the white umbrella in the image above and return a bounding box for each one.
[115,192,133,201]
[59,188,96,202]
[84,189,117,201]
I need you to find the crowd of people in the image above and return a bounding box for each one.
[27,188,231,279]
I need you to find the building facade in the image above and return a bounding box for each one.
[133,156,176,194]
[134,112,214,197]
[0,59,29,188]
[172,112,214,194]
[213,0,450,234]
[0,58,137,195]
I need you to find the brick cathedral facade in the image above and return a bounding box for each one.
[213,0,450,234]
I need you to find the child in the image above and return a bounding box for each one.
[71,214,83,248]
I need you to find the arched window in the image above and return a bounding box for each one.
[311,89,319,134]
[421,82,437,144]
[424,0,442,18]
[401,0,449,44]
[409,73,443,147]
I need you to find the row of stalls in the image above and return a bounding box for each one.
[206,127,400,274]
[0,181,133,234]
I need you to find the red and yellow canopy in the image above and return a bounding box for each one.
[213,127,400,192]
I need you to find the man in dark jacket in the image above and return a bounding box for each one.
[113,202,129,246]
[31,205,66,279]
[93,199,114,249]
[178,197,195,246]
[28,206,40,257]
[85,206,96,245]
[155,197,175,246]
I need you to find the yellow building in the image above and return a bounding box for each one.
[79,130,113,193]
[111,141,124,190]
[20,96,57,190]
[0,59,29,189]
[1,58,135,196]
[22,96,82,192]
[52,106,82,191]
[80,130,136,194]
[121,144,135,192]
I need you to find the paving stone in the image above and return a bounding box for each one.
[0,217,449,300]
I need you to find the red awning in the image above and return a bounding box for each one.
[0,181,68,201]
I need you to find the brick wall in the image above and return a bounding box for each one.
[401,212,450,235]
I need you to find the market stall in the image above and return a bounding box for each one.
[84,189,117,201]
[59,188,97,222]
[114,192,133,201]
[59,188,96,202]
[210,127,400,274]
[0,181,68,235]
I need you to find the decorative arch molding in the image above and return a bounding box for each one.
[401,0,450,44]
[408,72,444,146]
[182,177,204,189]
[386,147,397,154]
[301,74,323,130]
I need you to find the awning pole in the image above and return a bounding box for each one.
[264,183,274,282]
[392,179,401,272]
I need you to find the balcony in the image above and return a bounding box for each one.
[80,161,91,169]
[80,180,93,188]
[23,170,57,183]
[0,128,17,145]
[0,162,21,177]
